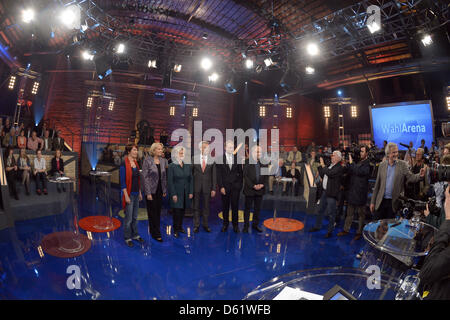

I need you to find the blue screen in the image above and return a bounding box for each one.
[371,102,433,150]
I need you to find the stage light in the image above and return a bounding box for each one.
[95,54,112,79]
[351,105,358,118]
[324,106,331,118]
[86,97,93,108]
[337,90,342,96]
[82,50,94,61]
[286,107,293,118]
[245,59,254,69]
[31,82,39,95]
[169,106,175,116]
[367,21,381,34]
[81,24,88,32]
[173,64,182,72]
[148,59,157,68]
[200,57,212,71]
[446,96,450,110]
[264,57,273,67]
[181,93,188,101]
[305,66,315,74]
[117,43,125,54]
[8,76,16,90]
[192,107,198,117]
[306,43,319,56]
[60,5,80,29]
[421,34,433,46]
[22,9,35,23]
[259,106,266,117]
[208,72,219,82]
[108,100,115,111]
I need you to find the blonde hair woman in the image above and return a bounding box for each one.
[18,148,31,196]
[142,142,167,242]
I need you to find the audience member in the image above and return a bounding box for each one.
[17,130,27,149]
[405,148,430,201]
[50,149,66,192]
[52,130,65,151]
[33,149,48,195]
[2,127,17,148]
[285,161,302,196]
[42,130,53,152]
[287,146,302,168]
[18,148,31,196]
[27,131,43,151]
[268,158,287,195]
[4,146,19,200]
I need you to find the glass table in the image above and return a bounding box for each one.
[243,267,400,300]
[360,218,438,279]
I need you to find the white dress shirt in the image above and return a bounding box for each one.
[34,157,46,171]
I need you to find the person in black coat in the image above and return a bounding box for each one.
[338,146,371,240]
[192,141,217,233]
[217,140,243,233]
[309,150,344,237]
[243,145,268,233]
[50,149,66,192]
[419,186,450,300]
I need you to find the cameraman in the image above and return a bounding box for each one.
[370,142,426,220]
[418,185,450,300]
[337,145,371,240]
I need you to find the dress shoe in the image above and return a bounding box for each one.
[221,225,228,232]
[133,236,145,243]
[57,188,61,193]
[43,189,48,195]
[325,232,332,238]
[252,225,263,233]
[125,239,134,247]
[14,195,19,200]
[179,228,186,234]
[174,232,179,238]
[36,189,41,195]
[194,227,199,233]
[203,226,211,233]
[337,231,349,237]
[233,226,239,233]
[154,237,163,242]
[308,227,320,232]
[282,191,287,196]
[353,234,362,241]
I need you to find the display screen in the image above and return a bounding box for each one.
[370,101,434,150]
[330,292,349,300]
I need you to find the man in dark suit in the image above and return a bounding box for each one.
[217,140,243,233]
[52,130,65,151]
[42,130,53,152]
[192,141,217,233]
[309,150,344,238]
[243,145,268,233]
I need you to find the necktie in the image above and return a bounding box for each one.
[202,156,206,172]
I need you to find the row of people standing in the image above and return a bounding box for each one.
[119,141,268,247]
[3,147,67,200]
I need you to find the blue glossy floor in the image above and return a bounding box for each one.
[0,182,364,300]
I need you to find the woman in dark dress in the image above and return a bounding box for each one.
[4,146,19,200]
[142,142,167,242]
[168,146,193,238]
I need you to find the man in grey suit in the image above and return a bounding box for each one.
[370,142,426,220]
[193,141,217,233]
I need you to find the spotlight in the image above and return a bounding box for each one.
[81,24,88,32]
[192,107,198,117]
[8,76,16,90]
[208,72,219,82]
[264,57,273,67]
[31,82,39,95]
[86,97,93,108]
[108,100,115,111]
[337,90,342,96]
[60,5,80,29]
[82,50,94,61]
[22,9,35,23]
[117,43,125,54]
[173,64,182,72]
[95,55,112,80]
[305,66,315,74]
[224,79,237,93]
[148,59,157,68]
[306,43,319,56]
[446,96,450,110]
[421,34,433,46]
[324,106,331,118]
[367,21,381,34]
[245,59,254,69]
[101,84,106,95]
[351,105,358,118]
[200,57,212,70]
[181,93,188,101]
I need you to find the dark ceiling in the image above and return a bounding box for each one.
[0,0,449,94]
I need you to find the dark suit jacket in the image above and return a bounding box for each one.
[243,161,268,197]
[192,155,217,194]
[52,137,65,151]
[42,137,53,151]
[217,154,243,192]
[318,162,344,199]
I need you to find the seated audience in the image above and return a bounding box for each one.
[42,130,53,152]
[17,130,27,149]
[287,146,302,168]
[33,149,48,195]
[52,130,65,151]
[18,148,31,196]
[2,127,17,148]
[1,117,12,137]
[27,131,43,151]
[50,149,66,193]
[268,158,287,195]
[285,161,302,196]
[4,146,19,200]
